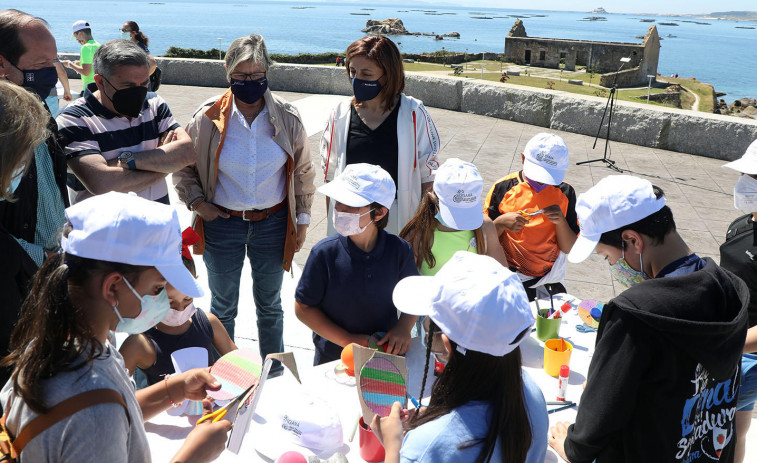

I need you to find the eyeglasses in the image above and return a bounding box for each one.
[121,29,131,33]
[230,72,266,81]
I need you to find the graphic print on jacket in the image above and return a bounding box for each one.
[678,362,740,462]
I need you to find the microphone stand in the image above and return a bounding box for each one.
[576,60,629,172]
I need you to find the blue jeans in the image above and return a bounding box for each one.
[202,208,287,374]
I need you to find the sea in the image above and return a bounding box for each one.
[7,0,757,102]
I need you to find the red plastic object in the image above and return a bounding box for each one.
[275,451,308,463]
[359,417,386,462]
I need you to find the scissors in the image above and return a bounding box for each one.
[576,324,596,333]
[196,382,257,425]
[519,208,545,217]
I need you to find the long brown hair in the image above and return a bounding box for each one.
[345,35,405,111]
[2,231,149,413]
[0,80,49,201]
[399,191,440,269]
[407,322,533,463]
[124,20,149,47]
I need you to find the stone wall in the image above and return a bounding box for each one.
[57,54,757,161]
[631,92,681,108]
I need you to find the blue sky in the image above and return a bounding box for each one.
[432,1,754,15]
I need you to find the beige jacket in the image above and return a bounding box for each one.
[174,88,315,271]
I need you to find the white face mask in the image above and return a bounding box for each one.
[734,175,757,213]
[121,31,131,40]
[333,208,374,236]
[160,302,198,327]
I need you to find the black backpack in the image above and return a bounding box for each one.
[150,66,162,92]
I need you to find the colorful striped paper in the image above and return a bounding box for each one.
[207,349,263,401]
[359,357,406,417]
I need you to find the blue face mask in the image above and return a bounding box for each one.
[351,76,383,102]
[230,76,268,104]
[12,63,58,100]
[112,276,170,334]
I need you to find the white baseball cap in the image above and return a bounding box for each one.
[256,394,346,460]
[318,163,395,209]
[72,20,90,35]
[61,192,203,298]
[392,252,533,357]
[522,133,570,185]
[723,139,757,174]
[567,175,666,264]
[433,158,484,231]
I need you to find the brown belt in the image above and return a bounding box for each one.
[215,199,286,222]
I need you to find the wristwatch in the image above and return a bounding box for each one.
[118,151,136,170]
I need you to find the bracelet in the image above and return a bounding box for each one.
[188,197,205,212]
[164,376,182,408]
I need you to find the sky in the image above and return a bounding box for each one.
[399,1,756,16]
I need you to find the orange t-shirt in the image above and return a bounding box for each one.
[484,171,579,277]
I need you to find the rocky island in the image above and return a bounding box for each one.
[362,18,460,39]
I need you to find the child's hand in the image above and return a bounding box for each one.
[542,205,566,225]
[548,421,572,462]
[378,326,412,355]
[370,402,406,455]
[176,367,221,402]
[495,212,529,233]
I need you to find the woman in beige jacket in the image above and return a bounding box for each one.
[174,34,314,376]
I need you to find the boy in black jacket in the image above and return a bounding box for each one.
[549,175,749,463]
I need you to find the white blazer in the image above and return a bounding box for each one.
[320,94,440,235]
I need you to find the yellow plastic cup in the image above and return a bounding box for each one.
[543,339,573,377]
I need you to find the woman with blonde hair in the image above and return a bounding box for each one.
[0,80,49,387]
[321,35,440,235]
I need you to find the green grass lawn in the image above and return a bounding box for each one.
[656,77,715,112]
[456,72,675,107]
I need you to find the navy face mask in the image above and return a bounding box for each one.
[12,63,58,100]
[230,76,268,104]
[351,76,383,102]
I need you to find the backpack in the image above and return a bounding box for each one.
[0,389,129,462]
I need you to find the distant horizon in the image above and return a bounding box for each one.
[254,0,757,17]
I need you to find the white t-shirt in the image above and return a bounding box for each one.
[0,343,150,463]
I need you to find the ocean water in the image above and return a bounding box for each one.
[8,0,757,101]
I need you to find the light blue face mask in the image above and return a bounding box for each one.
[112,276,170,334]
[121,32,131,40]
[1,166,25,201]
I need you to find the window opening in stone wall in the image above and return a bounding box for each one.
[539,50,546,61]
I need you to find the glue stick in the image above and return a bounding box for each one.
[557,365,570,401]
[549,303,571,319]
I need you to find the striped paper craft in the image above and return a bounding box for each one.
[207,349,263,401]
[359,357,406,417]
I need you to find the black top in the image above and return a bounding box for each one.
[346,102,400,193]
[720,213,757,328]
[564,258,748,463]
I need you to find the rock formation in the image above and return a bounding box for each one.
[362,18,408,35]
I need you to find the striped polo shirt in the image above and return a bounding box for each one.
[56,83,180,203]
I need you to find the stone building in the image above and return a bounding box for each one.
[504,20,660,87]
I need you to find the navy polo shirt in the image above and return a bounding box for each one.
[295,230,419,365]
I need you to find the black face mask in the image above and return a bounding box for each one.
[100,75,148,118]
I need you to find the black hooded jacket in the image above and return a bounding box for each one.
[564,258,749,463]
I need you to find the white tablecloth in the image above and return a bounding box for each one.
[146,293,597,463]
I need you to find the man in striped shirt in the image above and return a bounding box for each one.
[57,39,195,204]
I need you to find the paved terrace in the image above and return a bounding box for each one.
[64,80,755,456]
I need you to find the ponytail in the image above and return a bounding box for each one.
[399,191,440,269]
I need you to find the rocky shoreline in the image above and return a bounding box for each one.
[362,18,460,40]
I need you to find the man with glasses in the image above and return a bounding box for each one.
[57,39,195,205]
[175,34,315,376]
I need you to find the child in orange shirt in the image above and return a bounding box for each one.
[483,133,578,299]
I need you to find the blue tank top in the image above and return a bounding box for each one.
[140,309,215,385]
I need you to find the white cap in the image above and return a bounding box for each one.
[256,394,345,460]
[61,192,203,298]
[318,163,395,209]
[567,175,666,264]
[433,158,484,231]
[522,133,570,185]
[723,139,757,174]
[392,252,533,357]
[72,20,90,35]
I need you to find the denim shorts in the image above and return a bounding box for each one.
[737,353,757,411]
